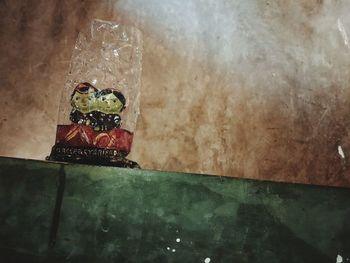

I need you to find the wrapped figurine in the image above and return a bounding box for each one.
[69,82,99,126]
[48,20,142,168]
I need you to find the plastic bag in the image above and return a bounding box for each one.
[48,19,142,168]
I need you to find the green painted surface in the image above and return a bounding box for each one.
[0,158,59,262]
[0,156,349,262]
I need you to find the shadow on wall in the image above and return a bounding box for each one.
[0,0,349,187]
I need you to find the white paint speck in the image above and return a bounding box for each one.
[167,247,170,251]
[172,249,176,253]
[204,257,211,263]
[338,146,345,159]
[176,238,181,242]
[101,226,109,233]
[337,254,343,263]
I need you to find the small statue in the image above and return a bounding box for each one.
[95,88,126,131]
[69,82,99,127]
[69,83,126,132]
[48,20,142,169]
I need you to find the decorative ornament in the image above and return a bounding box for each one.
[47,20,142,168]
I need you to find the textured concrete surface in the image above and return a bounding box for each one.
[1,157,350,262]
[0,0,350,186]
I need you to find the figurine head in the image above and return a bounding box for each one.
[97,88,126,114]
[71,82,98,113]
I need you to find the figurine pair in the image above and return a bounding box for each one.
[70,82,126,131]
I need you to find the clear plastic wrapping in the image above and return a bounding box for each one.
[48,19,142,168]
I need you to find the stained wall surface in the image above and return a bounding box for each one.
[0,0,349,187]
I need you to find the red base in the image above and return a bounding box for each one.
[55,124,133,155]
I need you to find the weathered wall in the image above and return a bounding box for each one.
[0,0,349,186]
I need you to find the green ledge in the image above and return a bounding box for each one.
[0,156,349,262]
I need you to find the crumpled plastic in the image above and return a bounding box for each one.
[48,19,142,168]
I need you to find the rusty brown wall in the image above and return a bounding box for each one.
[0,0,349,187]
